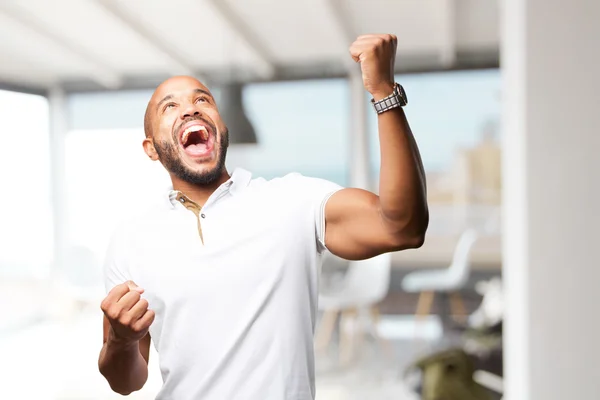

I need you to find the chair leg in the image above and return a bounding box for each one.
[415,291,435,319]
[370,306,395,363]
[414,291,435,339]
[353,307,368,359]
[315,310,339,352]
[339,308,356,365]
[449,291,468,323]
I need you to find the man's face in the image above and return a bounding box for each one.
[144,76,229,186]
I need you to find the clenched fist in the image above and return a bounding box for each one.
[101,281,155,344]
[349,34,398,100]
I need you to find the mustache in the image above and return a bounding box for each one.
[173,116,217,140]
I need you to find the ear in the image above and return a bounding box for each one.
[143,138,159,161]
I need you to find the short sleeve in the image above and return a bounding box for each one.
[282,173,344,253]
[102,225,131,293]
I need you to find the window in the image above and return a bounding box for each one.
[369,69,500,174]
[0,90,52,278]
[229,79,349,186]
[368,69,502,236]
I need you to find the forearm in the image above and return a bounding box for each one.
[375,101,428,235]
[98,337,148,395]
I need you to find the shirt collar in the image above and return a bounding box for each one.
[165,168,252,208]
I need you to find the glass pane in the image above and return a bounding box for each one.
[0,90,52,278]
[369,69,501,173]
[369,69,502,237]
[227,79,349,186]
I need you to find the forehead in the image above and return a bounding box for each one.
[150,76,211,106]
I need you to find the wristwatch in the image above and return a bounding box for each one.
[371,83,408,114]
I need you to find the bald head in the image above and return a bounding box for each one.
[141,75,229,187]
[144,76,213,138]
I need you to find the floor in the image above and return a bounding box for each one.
[314,315,444,400]
[0,308,444,400]
[0,270,493,400]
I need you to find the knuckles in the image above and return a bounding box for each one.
[106,305,122,320]
[101,291,150,331]
[131,323,144,334]
[350,34,396,55]
[100,298,110,312]
[132,311,155,333]
[134,317,150,331]
[119,315,133,327]
[138,299,149,309]
[129,292,141,303]
[357,34,393,42]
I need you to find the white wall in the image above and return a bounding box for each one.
[502,0,600,399]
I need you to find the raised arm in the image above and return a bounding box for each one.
[98,281,155,395]
[325,34,429,260]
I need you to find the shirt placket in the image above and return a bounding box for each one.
[176,193,206,244]
[175,182,232,245]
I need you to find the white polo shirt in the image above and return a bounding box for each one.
[103,168,343,400]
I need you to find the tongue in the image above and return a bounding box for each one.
[185,142,209,155]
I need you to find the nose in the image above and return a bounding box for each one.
[180,102,201,120]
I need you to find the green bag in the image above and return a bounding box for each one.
[406,348,493,400]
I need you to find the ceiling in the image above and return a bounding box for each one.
[0,0,499,94]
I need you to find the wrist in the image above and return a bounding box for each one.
[108,329,138,351]
[370,82,395,101]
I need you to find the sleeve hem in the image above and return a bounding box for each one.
[316,188,343,253]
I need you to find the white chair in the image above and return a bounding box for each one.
[315,252,392,364]
[401,228,479,326]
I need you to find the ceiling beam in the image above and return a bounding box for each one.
[439,0,457,67]
[95,0,201,80]
[0,2,122,89]
[205,0,275,79]
[59,50,500,93]
[0,49,54,94]
[0,80,48,96]
[322,0,358,71]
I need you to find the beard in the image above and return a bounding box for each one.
[154,128,229,186]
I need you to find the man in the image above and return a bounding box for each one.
[98,34,428,400]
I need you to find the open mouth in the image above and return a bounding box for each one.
[179,123,215,157]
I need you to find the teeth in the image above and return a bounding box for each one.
[182,125,208,144]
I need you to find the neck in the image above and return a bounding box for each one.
[171,170,231,206]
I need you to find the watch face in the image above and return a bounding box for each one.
[396,84,408,106]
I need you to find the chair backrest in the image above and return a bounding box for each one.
[342,252,392,304]
[448,229,479,283]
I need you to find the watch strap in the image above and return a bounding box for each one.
[371,83,407,114]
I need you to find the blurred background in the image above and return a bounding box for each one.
[0,0,597,399]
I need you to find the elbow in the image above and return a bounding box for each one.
[118,388,141,397]
[98,366,143,396]
[403,232,426,249]
[386,209,429,251]
[112,387,135,396]
[107,381,142,396]
[390,229,426,251]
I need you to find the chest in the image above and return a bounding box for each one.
[128,200,315,312]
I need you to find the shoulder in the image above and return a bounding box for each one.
[234,172,342,225]
[230,168,342,194]
[249,172,343,196]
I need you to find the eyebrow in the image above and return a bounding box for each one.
[156,94,174,112]
[156,88,213,112]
